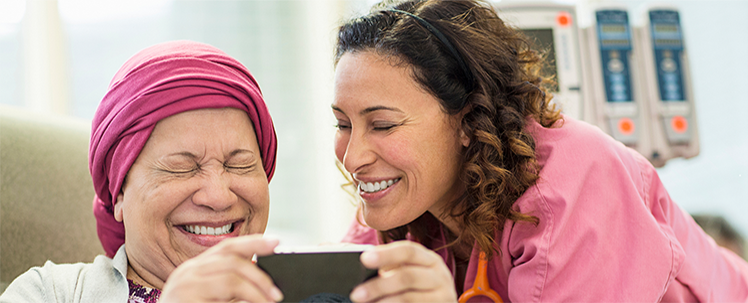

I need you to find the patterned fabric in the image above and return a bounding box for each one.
[128,279,161,303]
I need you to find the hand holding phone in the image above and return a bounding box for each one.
[349,241,457,303]
[160,236,283,303]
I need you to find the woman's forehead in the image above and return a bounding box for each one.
[145,108,258,153]
[334,53,430,108]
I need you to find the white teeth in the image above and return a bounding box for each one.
[185,223,233,236]
[358,178,400,193]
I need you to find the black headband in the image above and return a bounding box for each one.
[388,9,474,90]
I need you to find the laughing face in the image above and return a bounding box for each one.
[332,51,468,231]
[114,107,269,287]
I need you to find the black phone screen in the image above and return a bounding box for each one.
[257,251,378,302]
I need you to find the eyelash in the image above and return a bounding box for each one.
[224,164,255,174]
[334,123,401,131]
[373,124,398,131]
[165,168,198,175]
[334,123,350,130]
[162,164,253,175]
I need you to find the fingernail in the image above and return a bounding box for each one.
[361,251,378,265]
[350,287,367,302]
[270,286,283,302]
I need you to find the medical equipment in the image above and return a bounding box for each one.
[458,252,503,303]
[634,6,699,166]
[582,7,652,156]
[494,2,590,121]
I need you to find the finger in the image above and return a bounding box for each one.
[207,234,280,259]
[360,241,441,270]
[208,271,277,302]
[192,254,277,286]
[175,248,283,301]
[350,266,450,303]
[230,255,284,302]
[210,253,284,302]
[162,266,277,303]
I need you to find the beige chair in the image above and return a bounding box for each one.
[0,104,103,293]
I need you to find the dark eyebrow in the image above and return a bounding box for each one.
[331,105,345,114]
[331,105,403,116]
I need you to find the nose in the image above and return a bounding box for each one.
[339,128,376,174]
[192,166,237,211]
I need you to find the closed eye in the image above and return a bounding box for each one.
[335,122,351,131]
[224,164,256,174]
[159,167,198,176]
[372,121,403,131]
[373,125,396,131]
[157,152,200,176]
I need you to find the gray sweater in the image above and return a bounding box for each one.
[0,245,129,302]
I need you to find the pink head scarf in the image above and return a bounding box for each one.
[89,41,277,257]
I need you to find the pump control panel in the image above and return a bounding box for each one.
[635,7,699,166]
[588,8,646,147]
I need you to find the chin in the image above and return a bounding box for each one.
[364,215,409,232]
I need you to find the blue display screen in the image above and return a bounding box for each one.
[597,10,633,102]
[650,10,686,101]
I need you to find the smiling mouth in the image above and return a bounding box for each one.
[181,222,236,236]
[358,178,401,193]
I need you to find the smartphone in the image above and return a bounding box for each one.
[256,245,378,303]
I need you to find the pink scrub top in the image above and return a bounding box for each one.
[343,115,748,302]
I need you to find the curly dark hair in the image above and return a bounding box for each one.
[335,0,562,258]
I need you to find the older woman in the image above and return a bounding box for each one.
[1,41,283,302]
[332,0,748,302]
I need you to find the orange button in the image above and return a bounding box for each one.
[557,12,571,27]
[618,117,635,135]
[671,116,688,133]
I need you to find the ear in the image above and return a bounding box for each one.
[460,128,470,147]
[458,105,472,148]
[113,192,125,223]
